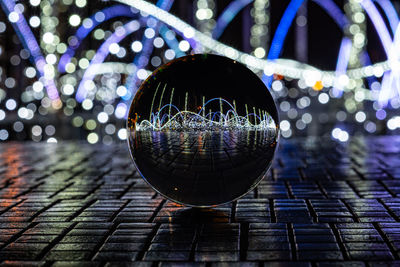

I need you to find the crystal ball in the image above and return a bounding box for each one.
[127,54,279,207]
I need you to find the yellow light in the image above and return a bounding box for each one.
[65,63,76,73]
[85,119,97,130]
[72,116,84,127]
[51,99,63,110]
[87,133,99,144]
[313,81,323,91]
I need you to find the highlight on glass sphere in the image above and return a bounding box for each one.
[127,54,279,207]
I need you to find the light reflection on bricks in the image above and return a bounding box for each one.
[0,137,399,264]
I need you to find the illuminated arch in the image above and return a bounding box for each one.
[0,0,59,100]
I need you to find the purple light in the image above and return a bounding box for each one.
[360,0,392,56]
[378,71,393,106]
[333,38,352,98]
[263,0,350,87]
[376,109,387,120]
[312,0,349,29]
[76,20,140,102]
[360,0,399,108]
[58,5,137,73]
[212,0,253,40]
[0,0,59,100]
[124,0,174,101]
[375,0,399,34]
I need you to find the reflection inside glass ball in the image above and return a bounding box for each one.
[127,54,279,207]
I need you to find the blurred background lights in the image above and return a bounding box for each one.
[32,125,42,136]
[47,137,58,143]
[109,43,120,54]
[387,117,400,130]
[43,32,54,44]
[8,12,19,23]
[280,120,290,131]
[153,37,164,48]
[117,128,127,140]
[318,93,329,104]
[97,112,108,123]
[69,14,81,27]
[0,130,8,141]
[76,0,87,8]
[178,40,190,52]
[355,111,366,123]
[5,99,17,111]
[131,41,142,52]
[29,16,40,28]
[164,49,175,60]
[0,110,5,121]
[87,132,99,144]
[13,121,24,132]
[331,128,349,142]
[30,0,41,6]
[0,0,398,142]
[0,22,6,33]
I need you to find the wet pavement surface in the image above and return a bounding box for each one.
[0,136,400,265]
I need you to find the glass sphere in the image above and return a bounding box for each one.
[127,54,279,207]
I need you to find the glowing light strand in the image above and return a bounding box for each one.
[76,20,141,101]
[374,0,399,34]
[360,0,400,107]
[76,19,183,102]
[58,5,137,73]
[333,38,353,97]
[137,97,276,132]
[212,0,253,39]
[124,0,175,100]
[114,0,400,82]
[0,0,59,100]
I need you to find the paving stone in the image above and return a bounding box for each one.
[246,251,291,261]
[44,251,93,261]
[0,139,398,264]
[144,251,191,261]
[195,251,240,262]
[52,262,101,267]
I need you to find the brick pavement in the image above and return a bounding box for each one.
[0,137,399,265]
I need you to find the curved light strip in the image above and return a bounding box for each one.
[0,0,60,100]
[393,25,400,98]
[312,0,349,28]
[266,0,304,62]
[379,71,393,105]
[360,0,392,55]
[76,18,184,102]
[360,0,400,107]
[379,24,400,106]
[374,0,399,34]
[212,0,254,39]
[333,38,352,97]
[372,0,400,106]
[86,62,142,76]
[125,0,174,98]
[76,20,141,101]
[160,25,185,58]
[121,23,185,105]
[58,4,137,73]
[114,0,327,79]
[263,0,353,86]
[110,0,400,103]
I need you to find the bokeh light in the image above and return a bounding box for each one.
[0,0,398,144]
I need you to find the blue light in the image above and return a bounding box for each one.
[58,5,137,73]
[212,0,253,40]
